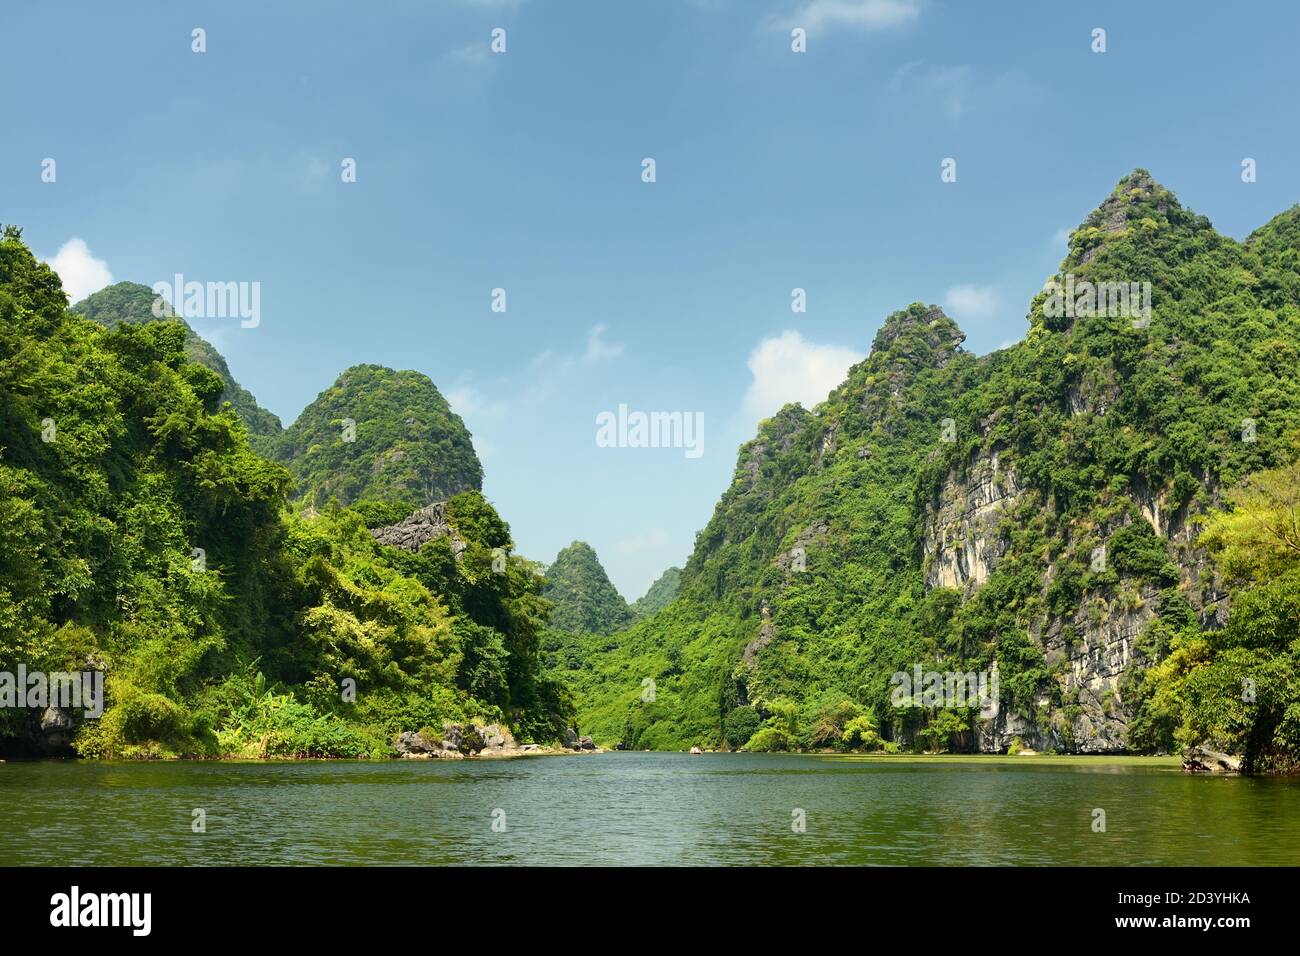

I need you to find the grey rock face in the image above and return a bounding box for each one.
[924,449,1022,592]
[478,723,515,750]
[394,722,531,758]
[441,724,464,751]
[394,730,434,755]
[39,707,74,732]
[370,501,467,557]
[925,428,1228,753]
[741,616,777,667]
[977,695,1056,754]
[39,707,78,749]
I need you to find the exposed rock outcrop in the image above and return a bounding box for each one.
[1182,745,1242,774]
[924,449,1022,591]
[393,721,602,759]
[1046,593,1156,752]
[370,502,467,557]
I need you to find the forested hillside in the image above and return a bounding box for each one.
[7,169,1299,772]
[73,283,483,514]
[0,228,567,757]
[271,365,483,512]
[541,541,632,635]
[631,567,682,620]
[73,282,283,447]
[571,172,1300,771]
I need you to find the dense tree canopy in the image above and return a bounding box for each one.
[5,169,1300,771]
[630,566,682,620]
[0,231,565,757]
[73,281,283,446]
[271,364,483,511]
[541,541,633,636]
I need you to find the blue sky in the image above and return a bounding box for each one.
[4,0,1298,599]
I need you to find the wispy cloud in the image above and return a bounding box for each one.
[469,432,497,461]
[582,323,624,363]
[45,238,112,303]
[533,323,625,374]
[945,284,998,320]
[302,156,331,188]
[445,42,490,66]
[445,383,509,420]
[890,62,973,115]
[778,0,921,33]
[889,61,1044,117]
[742,330,863,422]
[615,527,672,555]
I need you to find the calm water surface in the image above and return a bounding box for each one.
[2,753,1297,865]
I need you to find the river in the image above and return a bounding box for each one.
[3,753,1296,865]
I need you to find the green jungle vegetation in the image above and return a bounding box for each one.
[542,541,634,636]
[0,228,566,758]
[631,566,682,620]
[73,282,283,445]
[270,364,483,512]
[3,170,1299,771]
[565,172,1300,772]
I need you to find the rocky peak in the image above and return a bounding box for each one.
[1065,169,1194,269]
[1083,169,1173,232]
[869,303,967,370]
[853,304,967,425]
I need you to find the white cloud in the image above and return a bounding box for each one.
[445,382,510,463]
[945,284,998,319]
[583,323,624,363]
[469,432,497,461]
[890,62,972,115]
[1054,227,1072,248]
[531,324,624,374]
[518,324,626,405]
[303,156,330,186]
[782,0,921,32]
[45,238,112,303]
[743,331,863,421]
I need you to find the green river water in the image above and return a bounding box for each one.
[2,753,1296,865]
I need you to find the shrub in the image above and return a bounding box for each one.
[723,705,761,748]
[746,726,797,752]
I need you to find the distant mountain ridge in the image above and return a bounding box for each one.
[631,566,682,620]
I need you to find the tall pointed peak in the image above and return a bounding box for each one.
[1060,169,1208,271]
[1078,169,1181,236]
[1081,168,1180,234]
[543,541,632,635]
